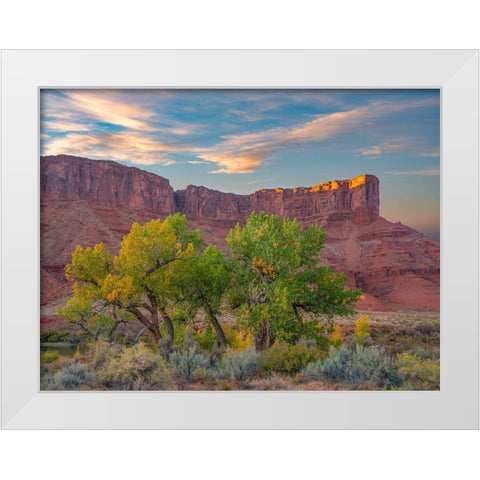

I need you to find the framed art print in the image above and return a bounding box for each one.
[1,50,478,429]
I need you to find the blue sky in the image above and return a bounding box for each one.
[40,89,440,240]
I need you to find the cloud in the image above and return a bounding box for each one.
[358,142,440,158]
[41,120,91,132]
[187,160,207,164]
[64,91,156,131]
[42,131,180,166]
[387,169,440,176]
[420,151,440,158]
[193,98,438,174]
[358,143,404,156]
[40,91,439,175]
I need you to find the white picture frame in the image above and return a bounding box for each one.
[1,49,478,429]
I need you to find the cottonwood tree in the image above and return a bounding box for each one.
[61,214,203,352]
[227,212,361,351]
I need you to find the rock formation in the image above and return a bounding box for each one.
[40,155,439,313]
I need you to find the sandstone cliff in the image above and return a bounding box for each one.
[176,173,379,225]
[40,155,439,312]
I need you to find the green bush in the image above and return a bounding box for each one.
[40,350,60,363]
[42,360,94,390]
[171,346,211,386]
[405,346,440,360]
[194,326,218,351]
[40,329,71,343]
[303,344,402,390]
[258,343,324,376]
[395,353,440,390]
[96,343,171,390]
[218,348,259,387]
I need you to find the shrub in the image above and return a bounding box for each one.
[40,350,60,363]
[222,324,254,350]
[330,324,344,346]
[171,346,211,386]
[194,326,218,351]
[42,360,94,390]
[90,340,123,371]
[40,329,71,343]
[354,314,370,345]
[406,346,440,360]
[219,348,259,387]
[415,321,440,336]
[97,343,171,390]
[303,344,402,390]
[258,343,324,376]
[395,353,440,390]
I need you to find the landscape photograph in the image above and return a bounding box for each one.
[40,88,440,391]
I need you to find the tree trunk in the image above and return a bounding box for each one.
[159,306,174,348]
[149,324,163,353]
[204,303,228,348]
[255,324,269,352]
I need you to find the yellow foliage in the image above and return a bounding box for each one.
[354,314,370,344]
[331,323,344,343]
[223,324,254,350]
[102,274,134,304]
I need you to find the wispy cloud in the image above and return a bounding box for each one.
[64,91,156,131]
[387,169,440,176]
[193,98,438,174]
[358,143,404,156]
[358,142,440,158]
[420,151,440,158]
[42,131,180,166]
[41,120,91,132]
[40,91,439,176]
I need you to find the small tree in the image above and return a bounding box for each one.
[227,212,361,351]
[61,214,203,352]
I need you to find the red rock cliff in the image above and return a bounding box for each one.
[176,174,379,225]
[41,154,178,216]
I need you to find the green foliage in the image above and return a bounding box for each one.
[95,343,171,390]
[227,212,361,350]
[169,245,231,346]
[222,324,254,350]
[218,348,260,387]
[395,353,440,390]
[258,343,324,376]
[42,360,94,390]
[171,345,211,385]
[40,329,71,343]
[303,344,403,390]
[194,326,218,351]
[40,350,60,363]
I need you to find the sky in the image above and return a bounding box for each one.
[40,89,440,240]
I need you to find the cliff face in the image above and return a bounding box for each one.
[176,174,379,225]
[41,155,178,216]
[40,155,439,312]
